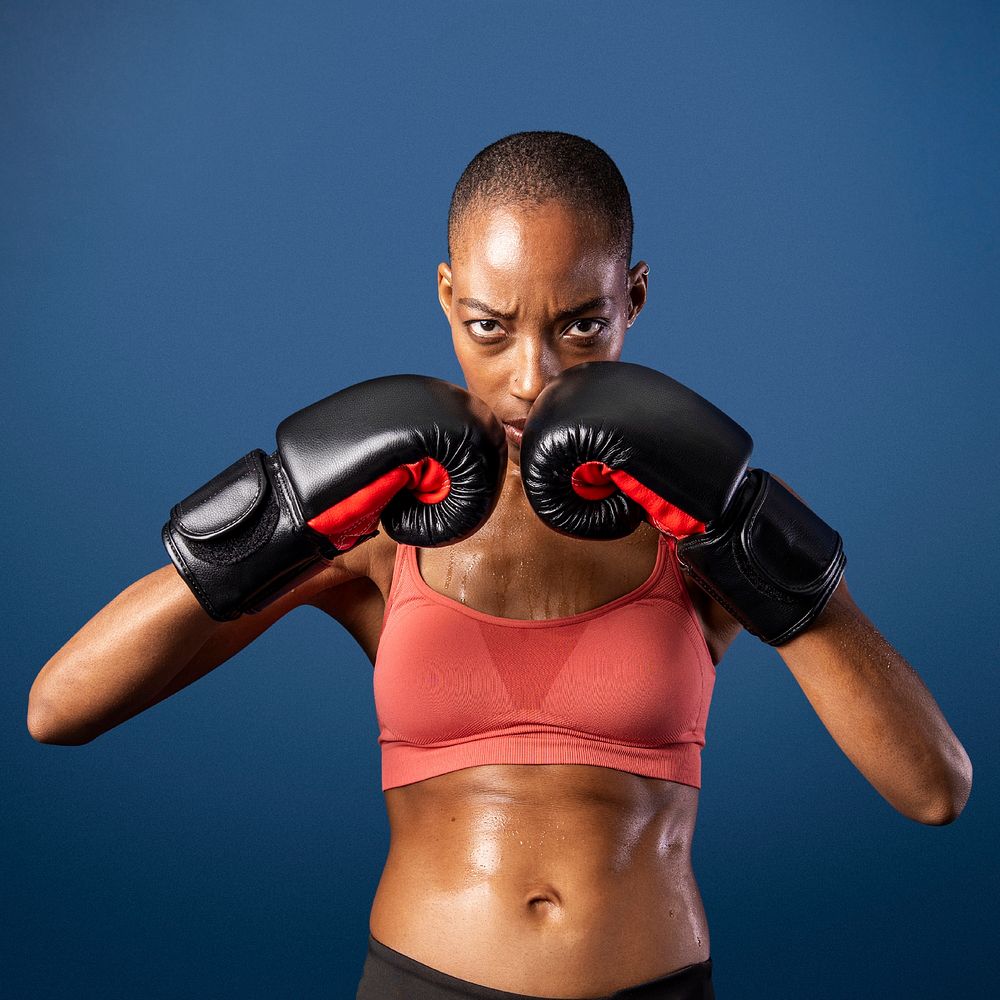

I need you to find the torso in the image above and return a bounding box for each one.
[310,480,739,997]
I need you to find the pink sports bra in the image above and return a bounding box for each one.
[373,533,716,792]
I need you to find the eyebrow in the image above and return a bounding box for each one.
[457,296,613,323]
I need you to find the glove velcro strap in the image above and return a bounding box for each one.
[163,448,329,621]
[676,469,846,645]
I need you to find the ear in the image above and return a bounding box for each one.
[437,261,454,320]
[626,260,649,328]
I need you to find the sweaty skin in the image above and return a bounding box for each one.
[359,516,727,996]
[316,200,741,995]
[29,198,971,998]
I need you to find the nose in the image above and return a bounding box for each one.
[510,337,558,406]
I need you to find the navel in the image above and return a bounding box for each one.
[524,884,563,913]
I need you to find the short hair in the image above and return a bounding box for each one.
[447,131,633,265]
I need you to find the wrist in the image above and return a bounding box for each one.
[676,469,846,646]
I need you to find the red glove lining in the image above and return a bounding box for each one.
[570,461,705,539]
[307,458,451,551]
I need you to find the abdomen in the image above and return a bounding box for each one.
[369,764,710,996]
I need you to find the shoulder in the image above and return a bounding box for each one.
[363,528,401,598]
[674,549,743,666]
[299,529,398,608]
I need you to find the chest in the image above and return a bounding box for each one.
[372,529,717,761]
[414,531,662,621]
[363,522,728,665]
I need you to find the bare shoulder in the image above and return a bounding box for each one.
[626,522,740,665]
[302,529,399,605]
[296,530,383,605]
[302,531,399,664]
[676,559,742,666]
[361,528,400,598]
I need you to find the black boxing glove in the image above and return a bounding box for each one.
[520,361,845,646]
[163,374,506,621]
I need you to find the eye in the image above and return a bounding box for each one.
[564,319,608,345]
[465,319,506,343]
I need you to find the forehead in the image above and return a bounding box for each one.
[454,200,620,292]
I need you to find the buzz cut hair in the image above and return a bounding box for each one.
[447,131,633,265]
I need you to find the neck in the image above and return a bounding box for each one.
[472,460,547,543]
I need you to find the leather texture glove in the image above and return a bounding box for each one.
[164,374,507,621]
[520,361,845,646]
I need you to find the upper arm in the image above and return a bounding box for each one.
[177,541,372,678]
[101,544,375,732]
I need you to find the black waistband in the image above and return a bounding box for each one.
[361,934,714,1000]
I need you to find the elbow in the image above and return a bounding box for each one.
[917,796,966,826]
[915,751,973,827]
[27,688,96,746]
[27,714,96,746]
[28,723,95,747]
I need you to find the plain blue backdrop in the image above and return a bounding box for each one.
[3,2,997,997]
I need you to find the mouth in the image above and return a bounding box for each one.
[502,418,526,448]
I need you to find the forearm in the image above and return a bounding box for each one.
[28,564,221,743]
[777,579,972,824]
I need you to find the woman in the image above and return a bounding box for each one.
[28,132,972,1000]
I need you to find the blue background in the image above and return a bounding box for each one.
[3,1,997,996]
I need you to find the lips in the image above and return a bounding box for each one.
[502,417,527,447]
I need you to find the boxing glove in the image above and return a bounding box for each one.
[520,361,845,646]
[163,374,507,621]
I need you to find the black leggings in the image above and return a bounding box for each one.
[356,934,715,1000]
